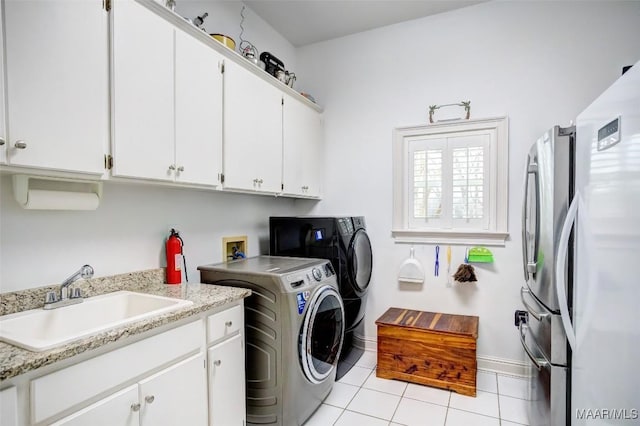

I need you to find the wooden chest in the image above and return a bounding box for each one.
[375,308,479,396]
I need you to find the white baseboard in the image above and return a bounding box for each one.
[353,334,530,378]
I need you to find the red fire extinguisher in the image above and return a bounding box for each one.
[166,228,188,284]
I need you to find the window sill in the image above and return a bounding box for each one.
[391,229,509,246]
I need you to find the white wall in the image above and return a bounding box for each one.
[0,178,302,292]
[295,1,640,363]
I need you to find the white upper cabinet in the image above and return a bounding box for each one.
[282,94,323,198]
[174,30,223,186]
[111,0,175,181]
[223,59,283,194]
[111,0,223,187]
[3,0,108,174]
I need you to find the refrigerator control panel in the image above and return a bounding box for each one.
[597,116,621,151]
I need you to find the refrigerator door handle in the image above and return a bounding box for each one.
[520,287,551,321]
[518,322,550,370]
[556,193,578,350]
[521,155,530,282]
[521,157,540,281]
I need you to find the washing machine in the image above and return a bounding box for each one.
[198,256,345,426]
[269,216,373,379]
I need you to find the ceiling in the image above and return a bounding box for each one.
[244,0,486,47]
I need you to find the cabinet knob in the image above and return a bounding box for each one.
[0,138,5,146]
[214,360,222,366]
[131,403,141,412]
[225,320,233,327]
[177,166,184,172]
[258,179,263,184]
[14,140,27,149]
[168,165,176,171]
[145,395,155,404]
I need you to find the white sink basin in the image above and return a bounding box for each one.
[0,291,193,352]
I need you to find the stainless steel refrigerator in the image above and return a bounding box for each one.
[517,59,640,426]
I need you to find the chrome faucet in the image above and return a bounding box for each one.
[44,264,94,310]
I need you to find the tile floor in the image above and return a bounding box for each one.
[304,351,530,426]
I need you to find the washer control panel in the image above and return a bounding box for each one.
[284,261,337,290]
[312,267,322,281]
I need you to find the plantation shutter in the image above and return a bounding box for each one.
[407,132,490,230]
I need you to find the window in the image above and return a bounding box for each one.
[392,117,509,246]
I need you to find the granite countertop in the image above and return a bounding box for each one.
[0,269,250,382]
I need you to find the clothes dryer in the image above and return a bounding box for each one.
[198,256,344,426]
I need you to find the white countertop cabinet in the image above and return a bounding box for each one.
[2,300,245,426]
[0,386,18,426]
[282,94,324,198]
[111,0,223,187]
[137,353,208,426]
[206,305,246,425]
[51,385,140,426]
[2,0,109,175]
[49,349,207,426]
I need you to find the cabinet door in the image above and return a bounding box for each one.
[138,354,207,426]
[0,3,6,165]
[0,387,17,426]
[208,334,246,425]
[175,30,223,186]
[51,385,139,426]
[112,0,175,181]
[4,0,108,174]
[223,60,283,193]
[282,95,323,198]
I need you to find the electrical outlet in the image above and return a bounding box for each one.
[514,310,528,327]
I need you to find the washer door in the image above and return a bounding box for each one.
[300,285,345,384]
[347,229,373,295]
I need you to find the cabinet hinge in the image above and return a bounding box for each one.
[103,0,111,12]
[281,97,284,106]
[104,154,113,170]
[281,183,284,191]
[221,61,225,74]
[219,173,225,184]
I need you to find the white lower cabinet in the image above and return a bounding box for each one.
[52,353,206,426]
[206,303,246,425]
[208,334,245,425]
[51,385,139,426]
[0,386,18,426]
[18,302,246,426]
[139,353,207,426]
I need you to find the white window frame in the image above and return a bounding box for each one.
[392,116,509,246]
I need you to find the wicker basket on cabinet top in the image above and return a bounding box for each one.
[375,307,479,397]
